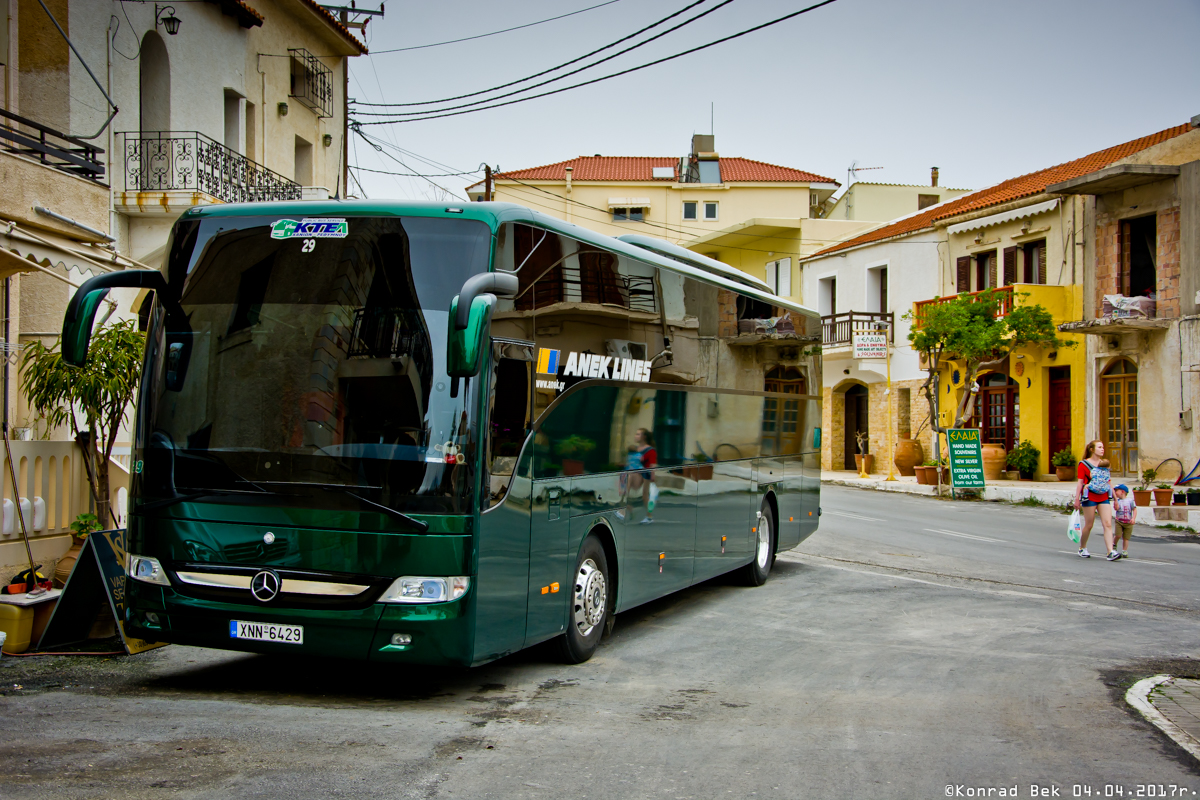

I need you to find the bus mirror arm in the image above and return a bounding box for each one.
[453,272,518,331]
[62,270,168,366]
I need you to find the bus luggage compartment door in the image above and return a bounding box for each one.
[527,479,571,643]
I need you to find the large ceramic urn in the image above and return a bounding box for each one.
[893,438,924,476]
[981,443,1007,482]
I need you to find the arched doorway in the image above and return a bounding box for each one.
[972,372,1019,451]
[761,366,806,456]
[140,32,171,131]
[843,383,868,470]
[1101,359,1138,476]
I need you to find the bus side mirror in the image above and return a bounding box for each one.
[62,271,168,366]
[446,272,519,378]
[446,294,496,378]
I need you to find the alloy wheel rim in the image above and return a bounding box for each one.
[756,518,771,569]
[573,558,606,637]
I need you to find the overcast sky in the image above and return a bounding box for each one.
[347,0,1199,203]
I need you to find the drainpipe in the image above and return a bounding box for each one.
[3,277,9,428]
[564,166,572,223]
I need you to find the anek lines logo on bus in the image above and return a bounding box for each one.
[535,348,652,391]
[270,217,349,240]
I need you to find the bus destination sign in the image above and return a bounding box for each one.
[946,428,986,489]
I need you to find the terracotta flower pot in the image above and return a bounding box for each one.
[854,454,875,475]
[562,459,585,476]
[1132,490,1152,507]
[1152,489,1173,507]
[981,443,1007,482]
[1055,466,1075,482]
[893,438,924,477]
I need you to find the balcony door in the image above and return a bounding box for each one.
[762,367,806,456]
[1101,359,1138,477]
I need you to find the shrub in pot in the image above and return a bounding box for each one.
[1174,490,1188,505]
[1051,448,1075,482]
[1189,488,1200,507]
[1153,483,1174,507]
[1007,440,1040,481]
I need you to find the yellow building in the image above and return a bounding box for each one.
[467,135,840,243]
[821,173,970,221]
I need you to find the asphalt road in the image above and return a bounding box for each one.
[3,486,1200,799]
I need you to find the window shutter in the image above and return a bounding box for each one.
[1037,243,1047,285]
[988,252,997,289]
[1003,247,1017,286]
[765,262,777,294]
[956,257,970,292]
[778,258,791,296]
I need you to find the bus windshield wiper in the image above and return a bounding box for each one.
[250,481,430,532]
[140,486,278,512]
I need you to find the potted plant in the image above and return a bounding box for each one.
[1174,488,1188,506]
[554,434,595,476]
[1051,449,1075,482]
[1153,483,1174,507]
[1006,440,1040,481]
[1189,487,1200,507]
[1133,469,1155,507]
[54,512,100,587]
[853,431,874,475]
[683,453,714,482]
[914,459,935,485]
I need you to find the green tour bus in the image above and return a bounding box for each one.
[62,201,822,666]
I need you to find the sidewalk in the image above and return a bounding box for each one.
[821,470,1200,531]
[1127,676,1200,762]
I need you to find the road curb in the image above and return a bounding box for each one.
[1125,675,1200,761]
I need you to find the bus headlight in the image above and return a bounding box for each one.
[127,554,171,586]
[379,576,469,604]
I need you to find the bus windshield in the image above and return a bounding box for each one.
[136,214,491,516]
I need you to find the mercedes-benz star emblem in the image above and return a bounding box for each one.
[250,570,281,602]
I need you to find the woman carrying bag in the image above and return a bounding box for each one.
[1073,439,1120,561]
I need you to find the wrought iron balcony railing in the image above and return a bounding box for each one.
[0,108,104,181]
[348,307,434,391]
[116,131,302,203]
[821,311,893,346]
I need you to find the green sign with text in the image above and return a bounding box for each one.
[946,428,986,489]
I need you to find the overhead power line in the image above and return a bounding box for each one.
[367,0,624,54]
[353,0,840,125]
[352,0,709,109]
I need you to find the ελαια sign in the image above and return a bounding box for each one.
[946,428,986,488]
[852,331,888,359]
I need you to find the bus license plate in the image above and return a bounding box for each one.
[230,620,303,644]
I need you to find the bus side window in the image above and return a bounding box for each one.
[485,340,534,508]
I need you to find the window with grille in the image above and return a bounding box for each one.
[289,49,333,118]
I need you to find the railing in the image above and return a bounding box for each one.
[821,311,893,346]
[116,131,302,203]
[290,49,334,118]
[0,440,87,541]
[912,285,1014,328]
[0,108,104,181]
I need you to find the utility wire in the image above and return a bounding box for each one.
[350,163,483,178]
[352,128,462,198]
[353,0,708,108]
[353,0,840,124]
[368,0,624,54]
[352,0,734,117]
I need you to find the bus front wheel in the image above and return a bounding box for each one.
[558,535,610,664]
[740,502,775,586]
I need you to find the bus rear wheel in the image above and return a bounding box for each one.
[740,502,775,586]
[558,535,610,664]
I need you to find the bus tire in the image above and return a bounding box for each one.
[740,502,775,587]
[558,535,610,664]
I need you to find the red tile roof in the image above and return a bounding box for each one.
[203,0,264,27]
[810,123,1193,258]
[474,155,837,187]
[296,0,368,54]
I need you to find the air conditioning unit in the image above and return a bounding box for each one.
[606,339,648,361]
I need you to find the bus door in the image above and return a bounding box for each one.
[527,477,571,643]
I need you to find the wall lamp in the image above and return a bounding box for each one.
[155,4,181,35]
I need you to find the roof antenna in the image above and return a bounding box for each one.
[711,102,714,136]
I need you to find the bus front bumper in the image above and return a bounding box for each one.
[125,580,474,666]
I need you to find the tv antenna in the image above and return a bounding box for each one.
[847,160,884,186]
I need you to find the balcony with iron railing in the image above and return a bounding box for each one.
[821,311,893,347]
[0,108,104,181]
[115,131,302,204]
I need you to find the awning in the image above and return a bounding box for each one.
[0,220,147,289]
[947,198,1059,235]
[607,197,651,208]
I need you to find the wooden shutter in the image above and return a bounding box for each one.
[1037,242,1047,285]
[988,252,997,290]
[1002,247,1017,286]
[956,256,970,292]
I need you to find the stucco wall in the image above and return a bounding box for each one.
[825,183,970,222]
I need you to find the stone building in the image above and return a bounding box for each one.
[1051,119,1200,481]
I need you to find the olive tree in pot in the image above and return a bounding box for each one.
[21,320,145,529]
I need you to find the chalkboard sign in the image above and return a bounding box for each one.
[946,428,986,489]
[38,529,167,654]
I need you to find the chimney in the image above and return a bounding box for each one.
[564,166,573,194]
[931,167,939,187]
